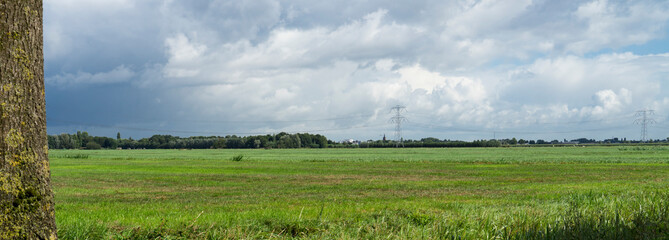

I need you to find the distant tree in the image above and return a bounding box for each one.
[509,137,517,145]
[48,135,59,149]
[86,142,102,150]
[213,138,226,149]
[421,137,440,143]
[117,132,121,140]
[0,0,57,238]
[487,139,501,147]
[297,133,311,147]
[102,137,117,149]
[77,131,90,148]
[277,134,301,148]
[319,135,328,148]
[225,137,244,149]
[293,134,302,148]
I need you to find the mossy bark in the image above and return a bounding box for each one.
[0,0,57,239]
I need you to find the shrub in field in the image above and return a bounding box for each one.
[231,154,244,161]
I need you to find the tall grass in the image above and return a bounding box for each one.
[56,191,669,239]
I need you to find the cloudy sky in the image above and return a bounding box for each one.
[45,0,669,141]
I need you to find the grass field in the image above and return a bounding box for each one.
[50,147,669,239]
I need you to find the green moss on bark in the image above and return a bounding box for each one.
[0,0,56,239]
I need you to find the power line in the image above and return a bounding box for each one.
[50,109,660,140]
[410,112,635,126]
[47,117,379,136]
[634,109,656,142]
[525,114,635,125]
[411,121,632,135]
[85,114,376,125]
[389,105,407,147]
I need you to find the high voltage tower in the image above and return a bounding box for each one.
[634,109,656,142]
[389,105,407,147]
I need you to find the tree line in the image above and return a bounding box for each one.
[50,131,663,150]
[48,131,506,150]
[48,131,329,149]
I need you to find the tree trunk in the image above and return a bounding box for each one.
[0,0,57,239]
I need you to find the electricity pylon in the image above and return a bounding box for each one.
[389,105,407,147]
[634,109,655,142]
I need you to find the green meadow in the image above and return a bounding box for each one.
[50,147,669,239]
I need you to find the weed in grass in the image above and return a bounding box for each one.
[52,153,89,159]
[231,154,244,162]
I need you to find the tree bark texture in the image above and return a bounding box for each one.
[0,0,57,239]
